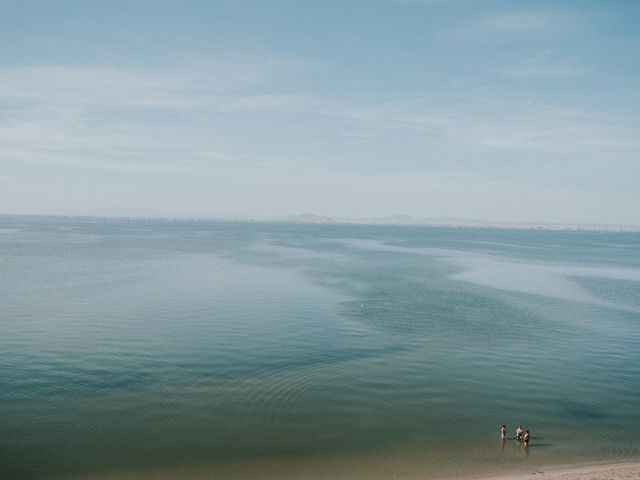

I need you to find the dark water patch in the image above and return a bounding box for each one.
[551,400,611,420]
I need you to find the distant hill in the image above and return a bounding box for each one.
[281,213,337,224]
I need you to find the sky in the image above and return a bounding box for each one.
[1,0,639,225]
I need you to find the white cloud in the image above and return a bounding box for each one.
[0,60,638,225]
[1,62,637,177]
[0,59,638,160]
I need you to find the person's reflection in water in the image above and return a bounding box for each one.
[522,431,531,457]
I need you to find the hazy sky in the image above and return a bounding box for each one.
[1,0,639,224]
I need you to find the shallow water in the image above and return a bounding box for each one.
[1,217,639,479]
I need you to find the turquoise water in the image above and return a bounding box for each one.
[1,216,639,480]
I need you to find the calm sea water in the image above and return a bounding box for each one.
[1,216,639,480]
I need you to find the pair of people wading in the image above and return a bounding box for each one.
[516,425,531,445]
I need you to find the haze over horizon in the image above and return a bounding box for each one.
[2,1,639,225]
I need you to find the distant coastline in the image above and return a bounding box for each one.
[2,212,639,233]
[275,213,640,232]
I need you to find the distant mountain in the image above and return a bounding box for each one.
[354,215,420,225]
[281,213,338,224]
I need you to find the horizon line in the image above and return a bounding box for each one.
[1,212,639,232]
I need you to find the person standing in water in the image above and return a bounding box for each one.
[523,430,531,446]
[515,425,524,441]
[500,425,508,439]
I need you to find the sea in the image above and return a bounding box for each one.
[1,216,639,480]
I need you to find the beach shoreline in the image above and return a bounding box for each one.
[473,460,640,480]
[68,458,640,480]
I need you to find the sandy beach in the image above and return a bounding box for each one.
[480,462,640,480]
[69,459,640,480]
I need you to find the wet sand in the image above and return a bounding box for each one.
[482,461,640,480]
[69,459,640,480]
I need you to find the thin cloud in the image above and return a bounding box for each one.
[505,53,588,79]
[442,10,579,43]
[1,62,638,185]
[479,13,566,34]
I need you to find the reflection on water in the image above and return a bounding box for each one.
[1,217,639,480]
